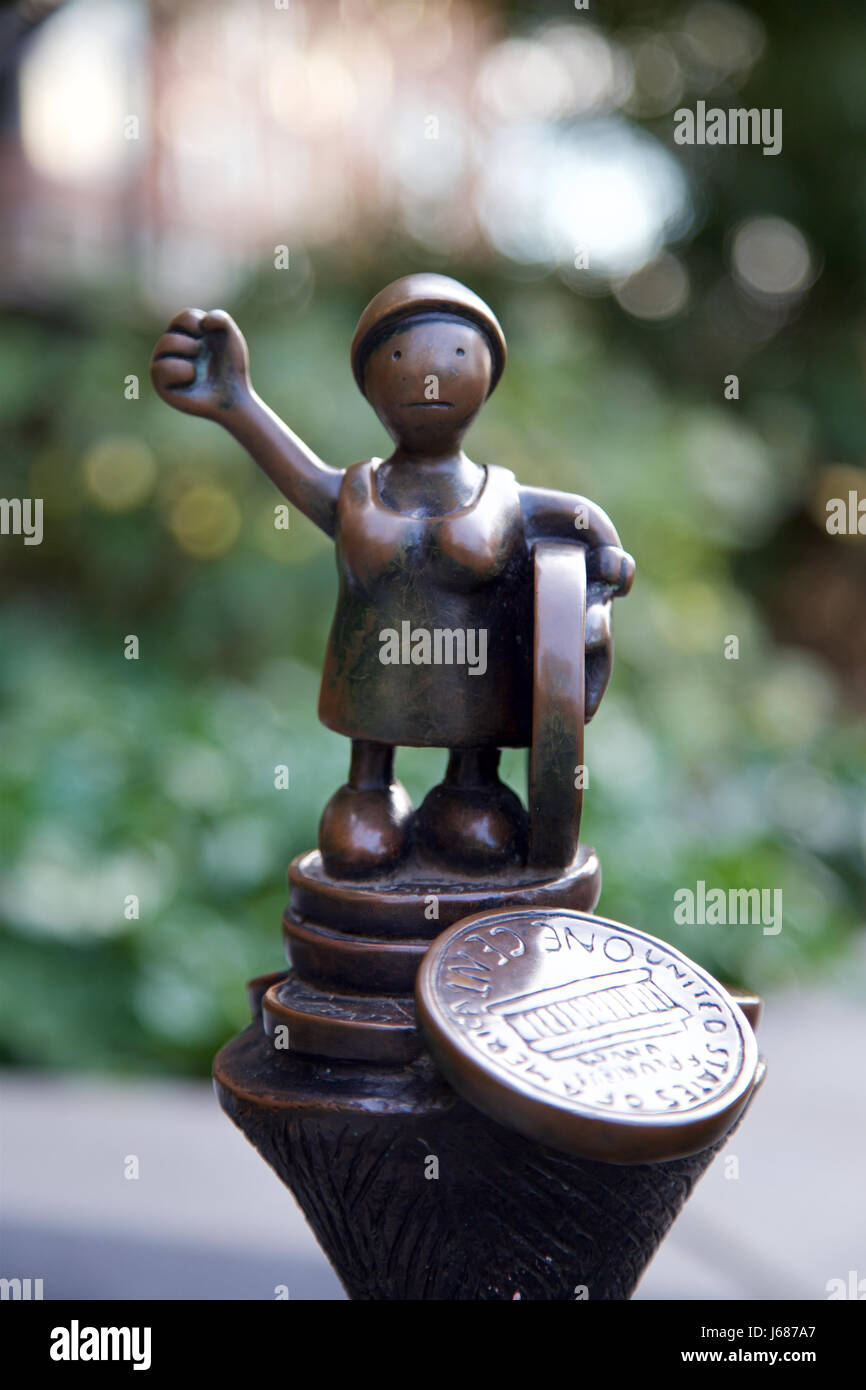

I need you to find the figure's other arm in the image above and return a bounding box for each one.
[519,485,635,721]
[520,485,634,595]
[151,308,343,537]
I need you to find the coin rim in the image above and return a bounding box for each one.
[416,908,760,1164]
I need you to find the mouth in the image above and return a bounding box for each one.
[403,401,454,409]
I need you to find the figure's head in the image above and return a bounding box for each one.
[351,274,506,451]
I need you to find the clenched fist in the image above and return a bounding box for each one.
[585,593,614,722]
[150,308,251,420]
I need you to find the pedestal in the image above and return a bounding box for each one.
[213,845,760,1299]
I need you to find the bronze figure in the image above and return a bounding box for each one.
[151,276,761,1300]
[151,274,633,878]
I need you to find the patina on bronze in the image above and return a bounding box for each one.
[150,274,633,880]
[150,275,764,1300]
[417,908,760,1164]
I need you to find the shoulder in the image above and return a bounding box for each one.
[518,484,621,547]
[340,459,378,499]
[484,463,520,496]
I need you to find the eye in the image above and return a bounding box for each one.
[456,347,465,357]
[392,350,401,360]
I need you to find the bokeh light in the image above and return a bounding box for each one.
[168,484,242,559]
[731,217,816,301]
[19,0,144,184]
[614,252,690,320]
[677,1,765,85]
[479,117,691,279]
[83,436,157,512]
[624,32,683,117]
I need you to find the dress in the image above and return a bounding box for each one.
[318,460,533,748]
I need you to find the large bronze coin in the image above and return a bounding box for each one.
[416,909,760,1163]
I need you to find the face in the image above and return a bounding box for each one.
[363,318,493,451]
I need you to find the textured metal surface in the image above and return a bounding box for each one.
[215,1024,748,1301]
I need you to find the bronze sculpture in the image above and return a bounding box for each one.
[151,275,633,875]
[151,275,762,1300]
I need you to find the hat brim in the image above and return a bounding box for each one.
[351,274,506,398]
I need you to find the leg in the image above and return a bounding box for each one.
[414,747,528,874]
[319,739,413,880]
[347,739,396,791]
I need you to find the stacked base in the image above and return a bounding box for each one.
[213,845,759,1300]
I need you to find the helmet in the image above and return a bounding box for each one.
[350,274,507,398]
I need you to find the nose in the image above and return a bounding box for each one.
[408,351,460,385]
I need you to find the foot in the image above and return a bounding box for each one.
[319,781,414,879]
[414,749,528,874]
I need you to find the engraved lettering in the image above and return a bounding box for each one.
[563,924,595,954]
[603,936,634,962]
[464,933,509,966]
[489,927,526,957]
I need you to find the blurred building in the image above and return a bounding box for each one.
[0,0,709,310]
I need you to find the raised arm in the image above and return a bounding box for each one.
[150,308,343,537]
[520,484,635,596]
